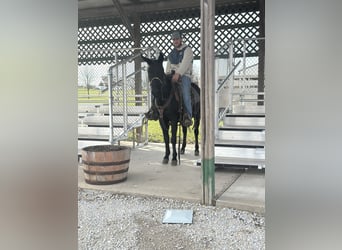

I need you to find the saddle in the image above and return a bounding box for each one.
[145,74,199,121]
[191,83,200,106]
[169,81,197,128]
[172,81,200,113]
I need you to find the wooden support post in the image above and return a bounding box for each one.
[133,16,143,143]
[200,0,215,206]
[258,0,265,105]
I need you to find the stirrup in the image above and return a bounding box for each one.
[182,113,193,127]
[145,108,159,120]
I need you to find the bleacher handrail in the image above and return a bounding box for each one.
[107,47,156,144]
[215,37,265,135]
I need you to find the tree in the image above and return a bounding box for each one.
[79,66,96,98]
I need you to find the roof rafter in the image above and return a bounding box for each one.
[111,0,135,39]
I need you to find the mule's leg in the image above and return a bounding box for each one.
[194,117,200,156]
[170,121,178,166]
[160,119,170,164]
[181,125,187,154]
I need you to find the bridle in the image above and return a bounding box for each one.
[149,76,175,119]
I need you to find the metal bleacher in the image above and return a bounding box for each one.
[213,38,265,169]
[78,103,148,153]
[78,48,155,155]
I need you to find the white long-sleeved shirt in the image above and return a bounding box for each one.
[165,43,193,78]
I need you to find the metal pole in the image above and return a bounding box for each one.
[115,52,119,101]
[147,50,152,109]
[214,59,219,139]
[242,39,246,85]
[200,0,215,206]
[122,63,128,132]
[241,39,247,104]
[78,47,150,53]
[228,40,234,113]
[109,52,119,144]
[108,67,114,144]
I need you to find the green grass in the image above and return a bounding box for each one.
[78,87,108,103]
[145,120,200,144]
[78,87,148,104]
[126,120,200,144]
[78,87,200,144]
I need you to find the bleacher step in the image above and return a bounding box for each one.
[214,156,265,168]
[218,128,265,142]
[78,103,148,115]
[232,105,265,114]
[215,146,264,159]
[215,139,265,147]
[223,115,265,127]
[81,115,144,127]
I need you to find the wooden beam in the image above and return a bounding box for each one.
[79,0,253,20]
[200,0,216,206]
[133,16,143,143]
[111,0,135,39]
[258,0,265,105]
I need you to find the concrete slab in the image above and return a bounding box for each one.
[78,142,265,213]
[216,169,265,214]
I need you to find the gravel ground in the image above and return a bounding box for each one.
[78,189,265,250]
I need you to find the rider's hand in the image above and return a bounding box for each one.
[172,73,180,83]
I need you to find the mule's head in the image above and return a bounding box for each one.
[141,52,165,81]
[141,52,166,98]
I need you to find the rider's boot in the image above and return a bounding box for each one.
[182,113,193,127]
[145,105,159,120]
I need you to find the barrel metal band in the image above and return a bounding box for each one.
[85,177,128,185]
[82,159,130,166]
[83,168,129,175]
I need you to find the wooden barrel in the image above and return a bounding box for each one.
[81,145,131,185]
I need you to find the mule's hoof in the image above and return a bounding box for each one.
[171,160,178,166]
[180,149,185,154]
[162,158,169,164]
[194,150,199,156]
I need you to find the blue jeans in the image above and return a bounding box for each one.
[180,75,192,117]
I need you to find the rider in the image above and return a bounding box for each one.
[166,31,194,127]
[145,31,194,127]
